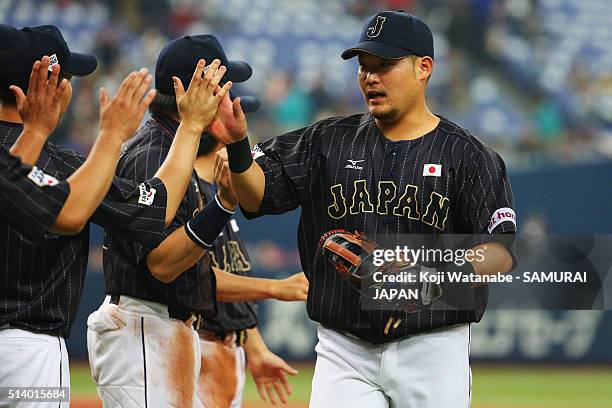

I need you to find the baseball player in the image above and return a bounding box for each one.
[213,11,516,408]
[0,56,137,239]
[193,134,305,408]
[0,24,225,405]
[89,34,308,408]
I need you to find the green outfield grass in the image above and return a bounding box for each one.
[70,363,612,407]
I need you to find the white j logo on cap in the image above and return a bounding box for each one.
[367,16,386,38]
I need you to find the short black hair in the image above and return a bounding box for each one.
[0,88,16,106]
[149,91,178,117]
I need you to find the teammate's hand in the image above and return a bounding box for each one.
[173,59,232,134]
[10,56,68,140]
[208,90,248,144]
[214,147,238,209]
[249,349,298,405]
[271,272,309,302]
[99,68,157,142]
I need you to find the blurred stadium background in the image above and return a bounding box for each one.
[2,0,611,407]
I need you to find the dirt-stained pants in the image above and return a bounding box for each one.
[87,295,200,408]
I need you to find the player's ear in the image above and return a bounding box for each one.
[417,56,433,82]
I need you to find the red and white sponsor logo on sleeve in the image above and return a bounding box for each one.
[487,207,516,233]
[27,166,59,187]
[251,144,265,160]
[137,183,156,206]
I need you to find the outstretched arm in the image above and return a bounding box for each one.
[214,269,308,302]
[151,58,233,225]
[209,94,265,212]
[145,61,235,282]
[51,69,156,234]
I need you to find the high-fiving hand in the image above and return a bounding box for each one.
[10,55,68,139]
[173,58,233,134]
[99,68,157,143]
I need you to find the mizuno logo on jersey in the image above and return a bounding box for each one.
[27,166,59,187]
[345,159,364,170]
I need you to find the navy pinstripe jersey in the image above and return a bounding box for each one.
[0,145,69,240]
[103,116,216,318]
[244,113,516,344]
[199,179,258,334]
[0,120,168,337]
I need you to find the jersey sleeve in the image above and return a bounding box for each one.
[457,144,517,261]
[241,122,321,219]
[0,147,70,240]
[48,144,169,247]
[113,138,190,259]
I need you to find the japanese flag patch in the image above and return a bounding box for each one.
[27,166,59,187]
[138,183,156,206]
[423,164,442,177]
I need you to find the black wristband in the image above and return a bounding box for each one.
[226,137,253,173]
[185,195,235,248]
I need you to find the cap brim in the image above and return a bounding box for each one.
[64,52,97,76]
[230,91,260,113]
[225,60,252,83]
[341,41,411,60]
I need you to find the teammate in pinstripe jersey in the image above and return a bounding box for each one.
[212,11,517,408]
[89,35,309,408]
[0,55,153,240]
[0,145,70,239]
[0,24,228,405]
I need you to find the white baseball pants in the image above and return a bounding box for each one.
[87,295,200,408]
[309,324,471,408]
[0,328,70,407]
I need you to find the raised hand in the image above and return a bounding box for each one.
[173,58,232,133]
[99,68,157,143]
[10,56,68,139]
[208,91,248,144]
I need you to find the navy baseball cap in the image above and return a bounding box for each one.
[341,11,434,60]
[155,34,259,112]
[0,24,97,93]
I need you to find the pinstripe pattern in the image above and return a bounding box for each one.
[0,120,168,337]
[103,118,216,317]
[0,145,69,239]
[244,114,516,344]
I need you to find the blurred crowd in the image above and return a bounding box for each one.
[3,0,611,169]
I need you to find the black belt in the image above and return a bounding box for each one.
[198,328,248,347]
[109,294,204,330]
